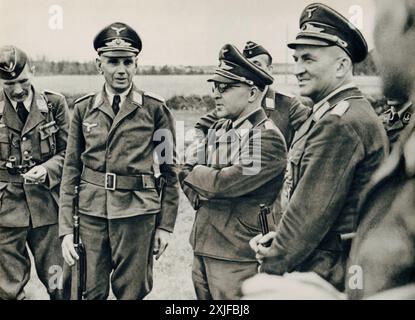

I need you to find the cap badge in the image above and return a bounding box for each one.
[306,7,317,18]
[0,48,17,73]
[218,60,233,71]
[105,38,132,48]
[301,23,325,34]
[220,48,229,55]
[111,26,126,36]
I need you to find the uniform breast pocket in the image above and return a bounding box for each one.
[0,129,10,160]
[39,123,59,157]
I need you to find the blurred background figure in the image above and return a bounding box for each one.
[380,97,413,150]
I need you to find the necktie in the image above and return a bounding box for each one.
[16,101,29,124]
[112,95,121,116]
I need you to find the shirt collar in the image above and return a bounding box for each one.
[8,88,33,111]
[232,107,263,129]
[105,84,132,106]
[312,82,356,114]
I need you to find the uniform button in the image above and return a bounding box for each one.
[22,137,27,142]
[23,150,30,156]
[107,154,112,159]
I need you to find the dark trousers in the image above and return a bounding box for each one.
[192,255,258,300]
[79,213,156,300]
[0,223,70,300]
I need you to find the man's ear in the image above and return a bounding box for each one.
[336,56,352,78]
[95,57,103,74]
[248,86,261,102]
[30,65,36,76]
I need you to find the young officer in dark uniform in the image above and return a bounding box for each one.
[250,3,388,291]
[0,46,70,299]
[180,44,287,299]
[59,22,179,300]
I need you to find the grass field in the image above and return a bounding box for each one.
[32,74,383,99]
[25,110,204,300]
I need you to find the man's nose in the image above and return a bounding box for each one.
[115,64,127,74]
[13,83,24,95]
[294,62,306,77]
[212,87,222,99]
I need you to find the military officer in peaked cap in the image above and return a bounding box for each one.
[59,22,179,300]
[244,0,415,300]
[195,41,311,149]
[0,46,70,299]
[250,3,388,291]
[380,97,413,150]
[180,44,287,299]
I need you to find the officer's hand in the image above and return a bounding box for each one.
[153,228,171,260]
[21,165,47,183]
[249,232,278,261]
[62,234,79,266]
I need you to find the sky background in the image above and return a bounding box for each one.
[0,0,376,65]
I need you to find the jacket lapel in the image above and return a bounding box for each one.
[91,89,115,120]
[291,87,363,147]
[22,90,47,136]
[291,115,314,146]
[1,94,24,132]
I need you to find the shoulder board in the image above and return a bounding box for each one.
[42,89,64,97]
[144,91,165,103]
[74,93,95,105]
[264,119,287,149]
[330,101,350,117]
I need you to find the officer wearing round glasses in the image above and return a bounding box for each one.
[179,44,287,299]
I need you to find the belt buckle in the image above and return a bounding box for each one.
[105,173,116,191]
[24,178,38,185]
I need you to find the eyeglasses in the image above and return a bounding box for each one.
[212,83,241,94]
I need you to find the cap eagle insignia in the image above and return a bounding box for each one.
[0,48,16,72]
[111,26,126,36]
[306,7,318,18]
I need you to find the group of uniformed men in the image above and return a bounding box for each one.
[0,0,414,300]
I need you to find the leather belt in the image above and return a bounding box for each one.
[81,167,156,191]
[0,169,24,183]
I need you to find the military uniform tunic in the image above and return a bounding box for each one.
[262,84,388,290]
[181,108,287,299]
[0,88,70,299]
[58,85,179,299]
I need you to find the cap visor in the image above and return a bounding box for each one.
[287,38,331,49]
[207,74,239,84]
[100,50,137,57]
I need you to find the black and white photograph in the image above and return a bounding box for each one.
[0,0,414,307]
